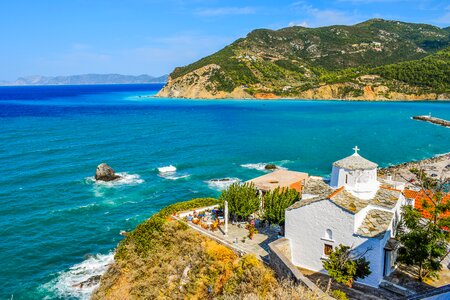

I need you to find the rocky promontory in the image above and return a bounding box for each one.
[157,19,449,101]
[379,153,450,184]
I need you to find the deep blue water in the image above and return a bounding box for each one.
[1,84,449,299]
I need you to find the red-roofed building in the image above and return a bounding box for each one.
[403,189,450,228]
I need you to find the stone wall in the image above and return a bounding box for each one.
[269,238,333,299]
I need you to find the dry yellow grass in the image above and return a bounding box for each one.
[92,219,321,300]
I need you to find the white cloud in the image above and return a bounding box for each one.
[291,2,363,27]
[288,21,309,27]
[195,6,257,16]
[438,12,450,24]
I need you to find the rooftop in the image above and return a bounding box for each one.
[372,187,401,209]
[357,209,394,237]
[247,169,308,192]
[404,189,450,223]
[329,187,369,213]
[333,153,378,170]
[287,177,334,210]
[327,185,400,213]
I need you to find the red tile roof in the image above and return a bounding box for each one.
[289,181,303,193]
[404,189,450,222]
[327,186,344,199]
[403,189,420,200]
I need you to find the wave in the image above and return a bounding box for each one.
[157,165,177,173]
[206,177,241,191]
[42,252,114,300]
[157,165,191,180]
[85,172,144,187]
[158,173,190,180]
[241,162,287,171]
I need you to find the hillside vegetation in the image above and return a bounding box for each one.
[157,19,450,100]
[92,198,321,299]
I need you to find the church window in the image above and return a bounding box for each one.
[325,229,333,240]
[345,174,348,184]
[324,244,333,256]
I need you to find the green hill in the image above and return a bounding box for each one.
[157,19,450,100]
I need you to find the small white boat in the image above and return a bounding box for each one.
[158,165,177,173]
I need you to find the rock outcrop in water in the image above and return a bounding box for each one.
[95,163,121,181]
[265,164,278,170]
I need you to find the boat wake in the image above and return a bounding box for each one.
[206,177,241,191]
[41,252,114,300]
[157,165,176,173]
[157,165,190,180]
[85,172,144,187]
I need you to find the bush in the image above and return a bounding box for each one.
[322,244,371,287]
[219,183,260,221]
[331,289,349,300]
[116,197,219,259]
[263,187,300,226]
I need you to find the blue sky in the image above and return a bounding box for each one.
[1,0,449,80]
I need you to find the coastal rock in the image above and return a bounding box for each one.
[210,178,232,182]
[378,153,450,185]
[264,164,278,170]
[95,163,121,181]
[156,64,252,99]
[72,275,102,289]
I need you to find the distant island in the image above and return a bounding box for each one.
[0,74,168,86]
[157,19,450,100]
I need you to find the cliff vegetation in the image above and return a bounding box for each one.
[92,198,321,299]
[157,19,450,100]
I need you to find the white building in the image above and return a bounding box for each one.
[285,147,407,287]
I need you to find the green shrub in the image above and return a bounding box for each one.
[331,289,349,300]
[219,183,260,221]
[263,187,300,226]
[116,197,219,260]
[322,244,371,287]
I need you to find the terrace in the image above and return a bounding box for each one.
[173,206,281,263]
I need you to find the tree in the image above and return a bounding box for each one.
[322,244,371,287]
[219,183,260,221]
[396,169,450,281]
[263,187,300,226]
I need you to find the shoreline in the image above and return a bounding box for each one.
[379,152,450,183]
[152,95,450,103]
[88,152,450,297]
[0,82,166,87]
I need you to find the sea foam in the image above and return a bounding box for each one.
[206,177,241,191]
[240,162,287,171]
[42,252,114,300]
[158,173,190,180]
[85,172,144,187]
[157,165,176,173]
[157,165,191,180]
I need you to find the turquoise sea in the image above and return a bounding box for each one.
[1,84,450,299]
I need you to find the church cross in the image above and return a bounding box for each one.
[353,146,360,154]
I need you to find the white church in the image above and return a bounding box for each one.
[285,147,408,287]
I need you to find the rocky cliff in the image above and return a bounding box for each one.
[157,19,450,100]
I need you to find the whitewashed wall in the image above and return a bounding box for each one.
[285,200,388,287]
[330,166,377,188]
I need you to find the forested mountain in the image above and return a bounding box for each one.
[157,19,449,100]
